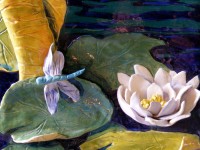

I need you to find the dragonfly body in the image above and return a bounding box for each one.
[36,68,85,85]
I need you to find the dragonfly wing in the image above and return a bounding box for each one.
[44,83,59,115]
[53,51,64,75]
[43,43,55,76]
[57,80,80,102]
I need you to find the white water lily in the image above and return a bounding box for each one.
[117,64,200,127]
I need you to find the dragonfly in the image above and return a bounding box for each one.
[36,43,85,115]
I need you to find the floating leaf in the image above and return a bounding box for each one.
[0,78,113,143]
[0,13,17,71]
[65,33,167,91]
[3,142,64,150]
[88,122,126,140]
[80,130,200,150]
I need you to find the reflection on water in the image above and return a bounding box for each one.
[65,0,200,36]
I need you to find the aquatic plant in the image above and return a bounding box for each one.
[117,64,200,126]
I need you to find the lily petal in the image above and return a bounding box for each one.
[133,64,153,82]
[131,109,152,126]
[154,68,170,87]
[162,83,176,101]
[53,51,65,75]
[44,83,59,115]
[176,85,192,103]
[130,92,152,117]
[57,80,80,102]
[160,101,185,120]
[171,71,186,87]
[125,88,132,104]
[147,83,163,99]
[129,74,151,99]
[157,98,178,117]
[169,114,191,125]
[169,71,177,78]
[181,88,200,114]
[147,102,161,115]
[43,43,55,76]
[117,86,151,126]
[117,73,130,87]
[186,76,199,89]
[145,117,170,127]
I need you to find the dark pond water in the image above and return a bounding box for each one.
[1,0,200,149]
[60,0,200,80]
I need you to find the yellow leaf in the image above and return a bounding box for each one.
[0,0,54,80]
[43,0,66,42]
[80,130,200,150]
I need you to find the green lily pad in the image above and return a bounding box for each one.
[0,13,18,71]
[65,33,167,91]
[80,130,200,150]
[0,78,113,143]
[3,142,64,150]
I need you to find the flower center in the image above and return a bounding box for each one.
[140,95,166,109]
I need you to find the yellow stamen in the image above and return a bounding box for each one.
[140,95,166,109]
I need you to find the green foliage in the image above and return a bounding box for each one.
[0,78,113,143]
[65,33,167,91]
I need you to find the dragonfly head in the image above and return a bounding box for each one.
[36,76,47,85]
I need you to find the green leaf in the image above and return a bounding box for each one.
[80,130,200,150]
[0,13,18,71]
[0,78,113,143]
[65,33,167,91]
[3,142,64,150]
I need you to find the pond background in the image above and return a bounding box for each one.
[0,0,200,149]
[60,0,200,80]
[60,0,200,137]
